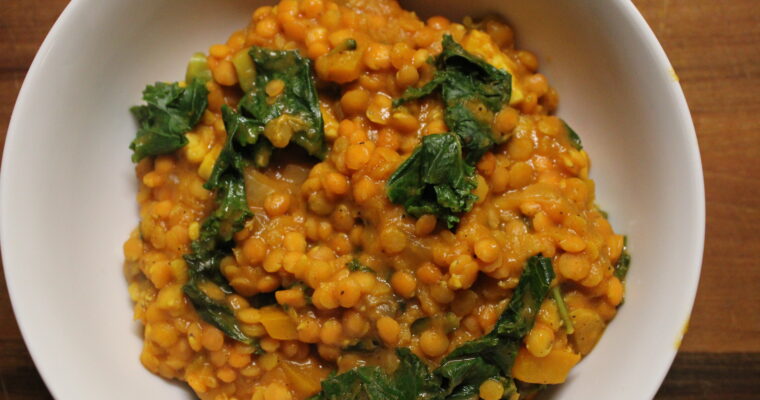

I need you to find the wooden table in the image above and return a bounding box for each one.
[1,1,758,398]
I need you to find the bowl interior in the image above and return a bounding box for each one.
[1,0,703,399]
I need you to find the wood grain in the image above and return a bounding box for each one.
[0,0,759,399]
[0,0,72,156]
[656,353,760,400]
[634,0,760,353]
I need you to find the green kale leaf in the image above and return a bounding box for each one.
[182,105,256,346]
[311,348,440,400]
[386,133,477,229]
[346,258,375,273]
[237,46,327,161]
[387,35,513,228]
[562,120,583,150]
[614,236,631,280]
[182,280,253,346]
[395,348,443,400]
[129,79,208,162]
[395,34,512,164]
[435,357,500,400]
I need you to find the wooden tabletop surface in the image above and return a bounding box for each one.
[1,1,759,399]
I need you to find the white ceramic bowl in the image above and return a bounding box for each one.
[1,0,704,399]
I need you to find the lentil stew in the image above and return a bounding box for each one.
[123,0,630,399]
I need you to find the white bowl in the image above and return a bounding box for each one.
[1,0,704,399]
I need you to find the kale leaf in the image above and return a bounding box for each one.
[388,35,513,228]
[395,348,443,400]
[129,79,208,162]
[562,120,583,150]
[182,105,256,346]
[386,133,477,229]
[394,34,512,164]
[183,281,253,345]
[311,348,440,400]
[436,357,500,400]
[346,258,375,273]
[309,255,555,400]
[237,46,327,161]
[318,365,399,400]
[614,236,631,280]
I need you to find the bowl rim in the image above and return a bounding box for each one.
[2,2,88,400]
[612,2,705,399]
[0,0,705,399]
